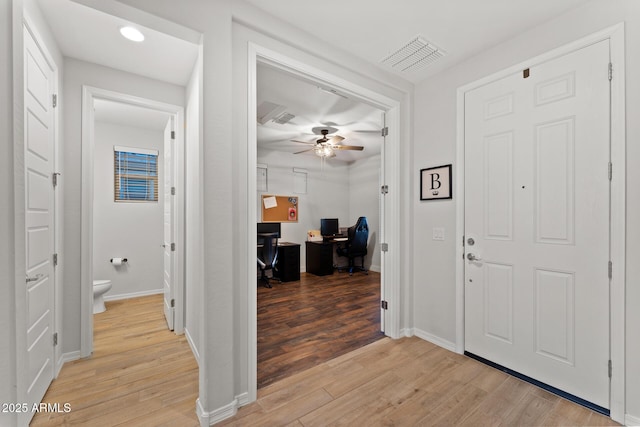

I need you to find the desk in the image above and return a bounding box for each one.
[305,239,346,276]
[276,242,300,282]
[257,241,300,282]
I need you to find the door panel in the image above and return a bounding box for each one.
[465,40,610,408]
[163,118,175,330]
[23,25,55,420]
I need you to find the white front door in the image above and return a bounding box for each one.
[163,118,175,330]
[464,40,610,408]
[22,25,56,423]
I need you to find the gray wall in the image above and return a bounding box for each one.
[62,58,184,353]
[93,122,165,299]
[256,150,351,270]
[411,0,640,420]
[184,48,202,363]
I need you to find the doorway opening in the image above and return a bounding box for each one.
[246,42,404,403]
[255,63,386,388]
[81,87,186,356]
[454,24,626,423]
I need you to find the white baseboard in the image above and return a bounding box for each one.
[184,327,200,365]
[626,413,640,426]
[55,351,81,377]
[400,327,413,338]
[104,288,163,302]
[413,328,457,353]
[197,398,238,426]
[369,264,381,273]
[235,392,250,407]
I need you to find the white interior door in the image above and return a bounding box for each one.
[464,40,610,408]
[22,25,56,422]
[163,118,175,330]
[379,111,386,333]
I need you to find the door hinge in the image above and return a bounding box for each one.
[53,332,58,346]
[381,300,388,310]
[381,243,388,252]
[381,185,389,194]
[608,162,612,181]
[171,243,176,252]
[52,172,60,187]
[608,63,613,81]
[171,130,176,140]
[52,94,57,108]
[608,261,612,279]
[171,299,175,308]
[608,359,612,378]
[53,253,58,267]
[381,127,389,137]
[171,186,176,195]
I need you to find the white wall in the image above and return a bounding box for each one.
[411,0,640,422]
[62,58,184,354]
[349,154,381,271]
[93,122,164,299]
[93,0,412,420]
[184,48,202,364]
[1,2,16,424]
[256,151,382,272]
[256,150,350,270]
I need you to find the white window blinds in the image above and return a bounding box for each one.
[114,146,159,202]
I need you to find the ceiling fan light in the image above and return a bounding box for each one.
[314,145,334,158]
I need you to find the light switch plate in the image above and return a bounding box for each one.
[432,227,445,241]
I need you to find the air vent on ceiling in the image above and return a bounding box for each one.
[381,36,446,73]
[272,112,295,125]
[257,101,287,125]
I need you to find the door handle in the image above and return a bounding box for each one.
[26,273,43,283]
[466,253,483,262]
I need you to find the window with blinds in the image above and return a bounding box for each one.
[114,146,159,202]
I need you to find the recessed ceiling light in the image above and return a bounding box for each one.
[119,26,145,42]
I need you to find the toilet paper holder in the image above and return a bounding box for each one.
[110,258,128,263]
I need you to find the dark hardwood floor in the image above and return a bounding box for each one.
[258,271,383,389]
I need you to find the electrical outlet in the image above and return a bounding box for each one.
[432,227,445,241]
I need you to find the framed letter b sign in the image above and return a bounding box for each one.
[420,164,452,200]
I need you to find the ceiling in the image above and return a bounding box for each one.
[94,99,171,131]
[37,0,199,86]
[257,64,383,164]
[35,0,592,163]
[245,0,591,84]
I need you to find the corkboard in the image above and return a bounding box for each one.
[261,195,298,222]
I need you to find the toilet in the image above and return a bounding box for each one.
[93,280,112,314]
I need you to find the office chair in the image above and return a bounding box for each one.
[257,232,280,288]
[336,216,369,275]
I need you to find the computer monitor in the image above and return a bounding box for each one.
[320,218,339,237]
[257,222,281,240]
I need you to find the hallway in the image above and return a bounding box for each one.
[31,295,199,426]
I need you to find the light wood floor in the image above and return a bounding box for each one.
[31,294,199,426]
[30,293,619,426]
[222,337,618,427]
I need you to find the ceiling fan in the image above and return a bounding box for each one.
[291,128,364,158]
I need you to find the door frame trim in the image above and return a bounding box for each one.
[245,41,404,403]
[454,23,626,423]
[80,86,185,357]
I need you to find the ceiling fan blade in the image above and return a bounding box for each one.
[329,135,345,144]
[293,148,314,154]
[332,145,364,151]
[291,139,314,145]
